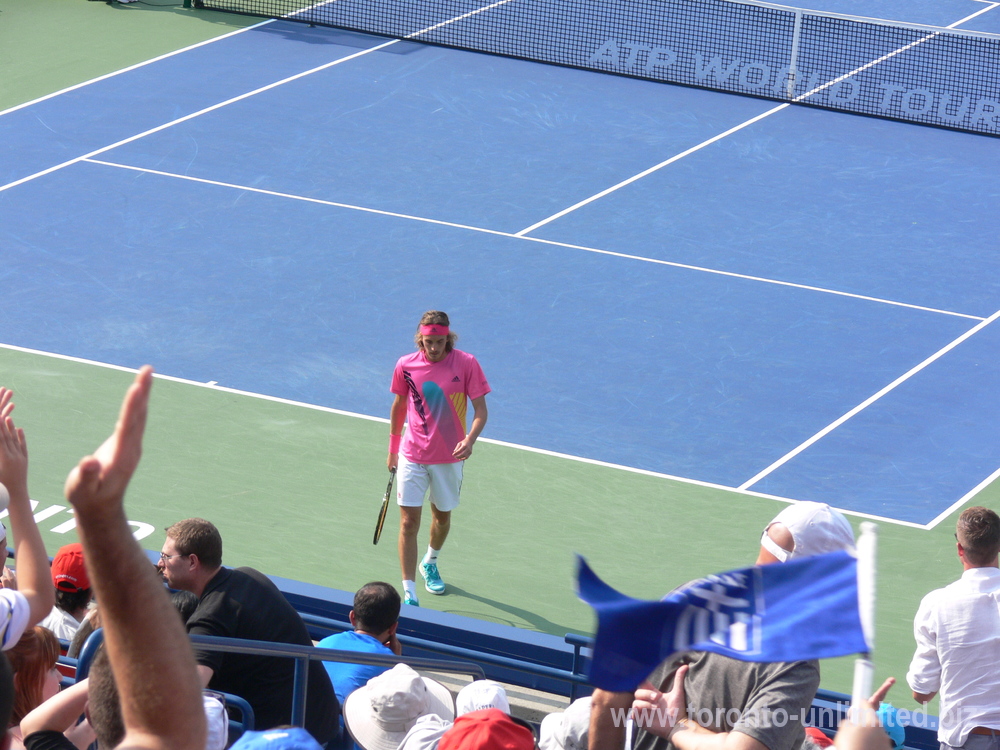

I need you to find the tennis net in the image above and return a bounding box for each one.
[196,0,1000,137]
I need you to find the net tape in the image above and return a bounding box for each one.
[198,0,1000,137]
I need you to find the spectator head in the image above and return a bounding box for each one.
[67,604,100,660]
[439,709,535,750]
[757,502,855,565]
[230,727,324,749]
[0,523,7,567]
[457,681,510,716]
[351,582,401,637]
[171,589,201,624]
[87,646,126,748]
[344,663,454,750]
[159,518,223,594]
[7,626,60,728]
[51,543,93,616]
[539,697,591,750]
[956,506,1000,567]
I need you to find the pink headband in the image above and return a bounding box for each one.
[420,325,449,336]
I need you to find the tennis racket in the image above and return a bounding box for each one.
[373,468,396,545]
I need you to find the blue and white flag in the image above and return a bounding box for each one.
[576,551,869,691]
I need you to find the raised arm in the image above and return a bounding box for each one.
[0,389,55,625]
[20,678,94,745]
[63,367,205,750]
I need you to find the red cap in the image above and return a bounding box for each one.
[51,543,90,592]
[440,709,535,750]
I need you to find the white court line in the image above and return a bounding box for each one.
[925,464,1000,529]
[739,308,1000,491]
[0,341,929,529]
[83,158,984,322]
[516,4,997,237]
[0,20,275,119]
[0,0,517,197]
[0,39,399,196]
[947,3,1000,27]
[514,103,790,236]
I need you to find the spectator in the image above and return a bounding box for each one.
[395,680,512,750]
[540,697,591,750]
[40,544,93,642]
[6,626,61,749]
[0,384,61,747]
[318,582,402,705]
[169,590,199,624]
[907,505,1000,750]
[24,365,206,749]
[438,709,535,750]
[344,663,454,750]
[0,524,16,590]
[21,645,226,750]
[19,676,95,750]
[590,501,856,750]
[456,681,510,716]
[157,517,338,744]
[318,582,401,750]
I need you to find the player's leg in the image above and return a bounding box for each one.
[397,456,429,606]
[420,462,463,595]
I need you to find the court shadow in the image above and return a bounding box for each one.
[439,584,586,639]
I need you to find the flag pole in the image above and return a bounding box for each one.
[851,521,878,713]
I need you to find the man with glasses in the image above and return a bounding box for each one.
[158,518,338,744]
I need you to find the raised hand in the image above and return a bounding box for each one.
[64,366,153,513]
[0,387,29,500]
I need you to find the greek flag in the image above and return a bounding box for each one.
[576,551,869,691]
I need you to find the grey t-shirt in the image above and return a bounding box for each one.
[633,652,820,750]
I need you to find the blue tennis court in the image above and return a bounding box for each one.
[3,0,999,530]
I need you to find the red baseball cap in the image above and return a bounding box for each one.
[51,543,90,592]
[440,709,535,750]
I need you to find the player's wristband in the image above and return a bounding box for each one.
[389,434,401,453]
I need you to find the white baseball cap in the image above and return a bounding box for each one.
[762,501,855,561]
[456,680,510,716]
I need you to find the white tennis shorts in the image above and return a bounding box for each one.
[396,455,464,512]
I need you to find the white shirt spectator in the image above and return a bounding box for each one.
[40,606,82,642]
[907,566,1000,747]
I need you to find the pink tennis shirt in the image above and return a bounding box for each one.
[391,349,491,464]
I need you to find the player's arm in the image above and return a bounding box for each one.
[0,388,55,625]
[453,395,488,460]
[388,394,406,471]
[64,367,206,750]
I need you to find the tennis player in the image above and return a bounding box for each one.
[388,311,490,606]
